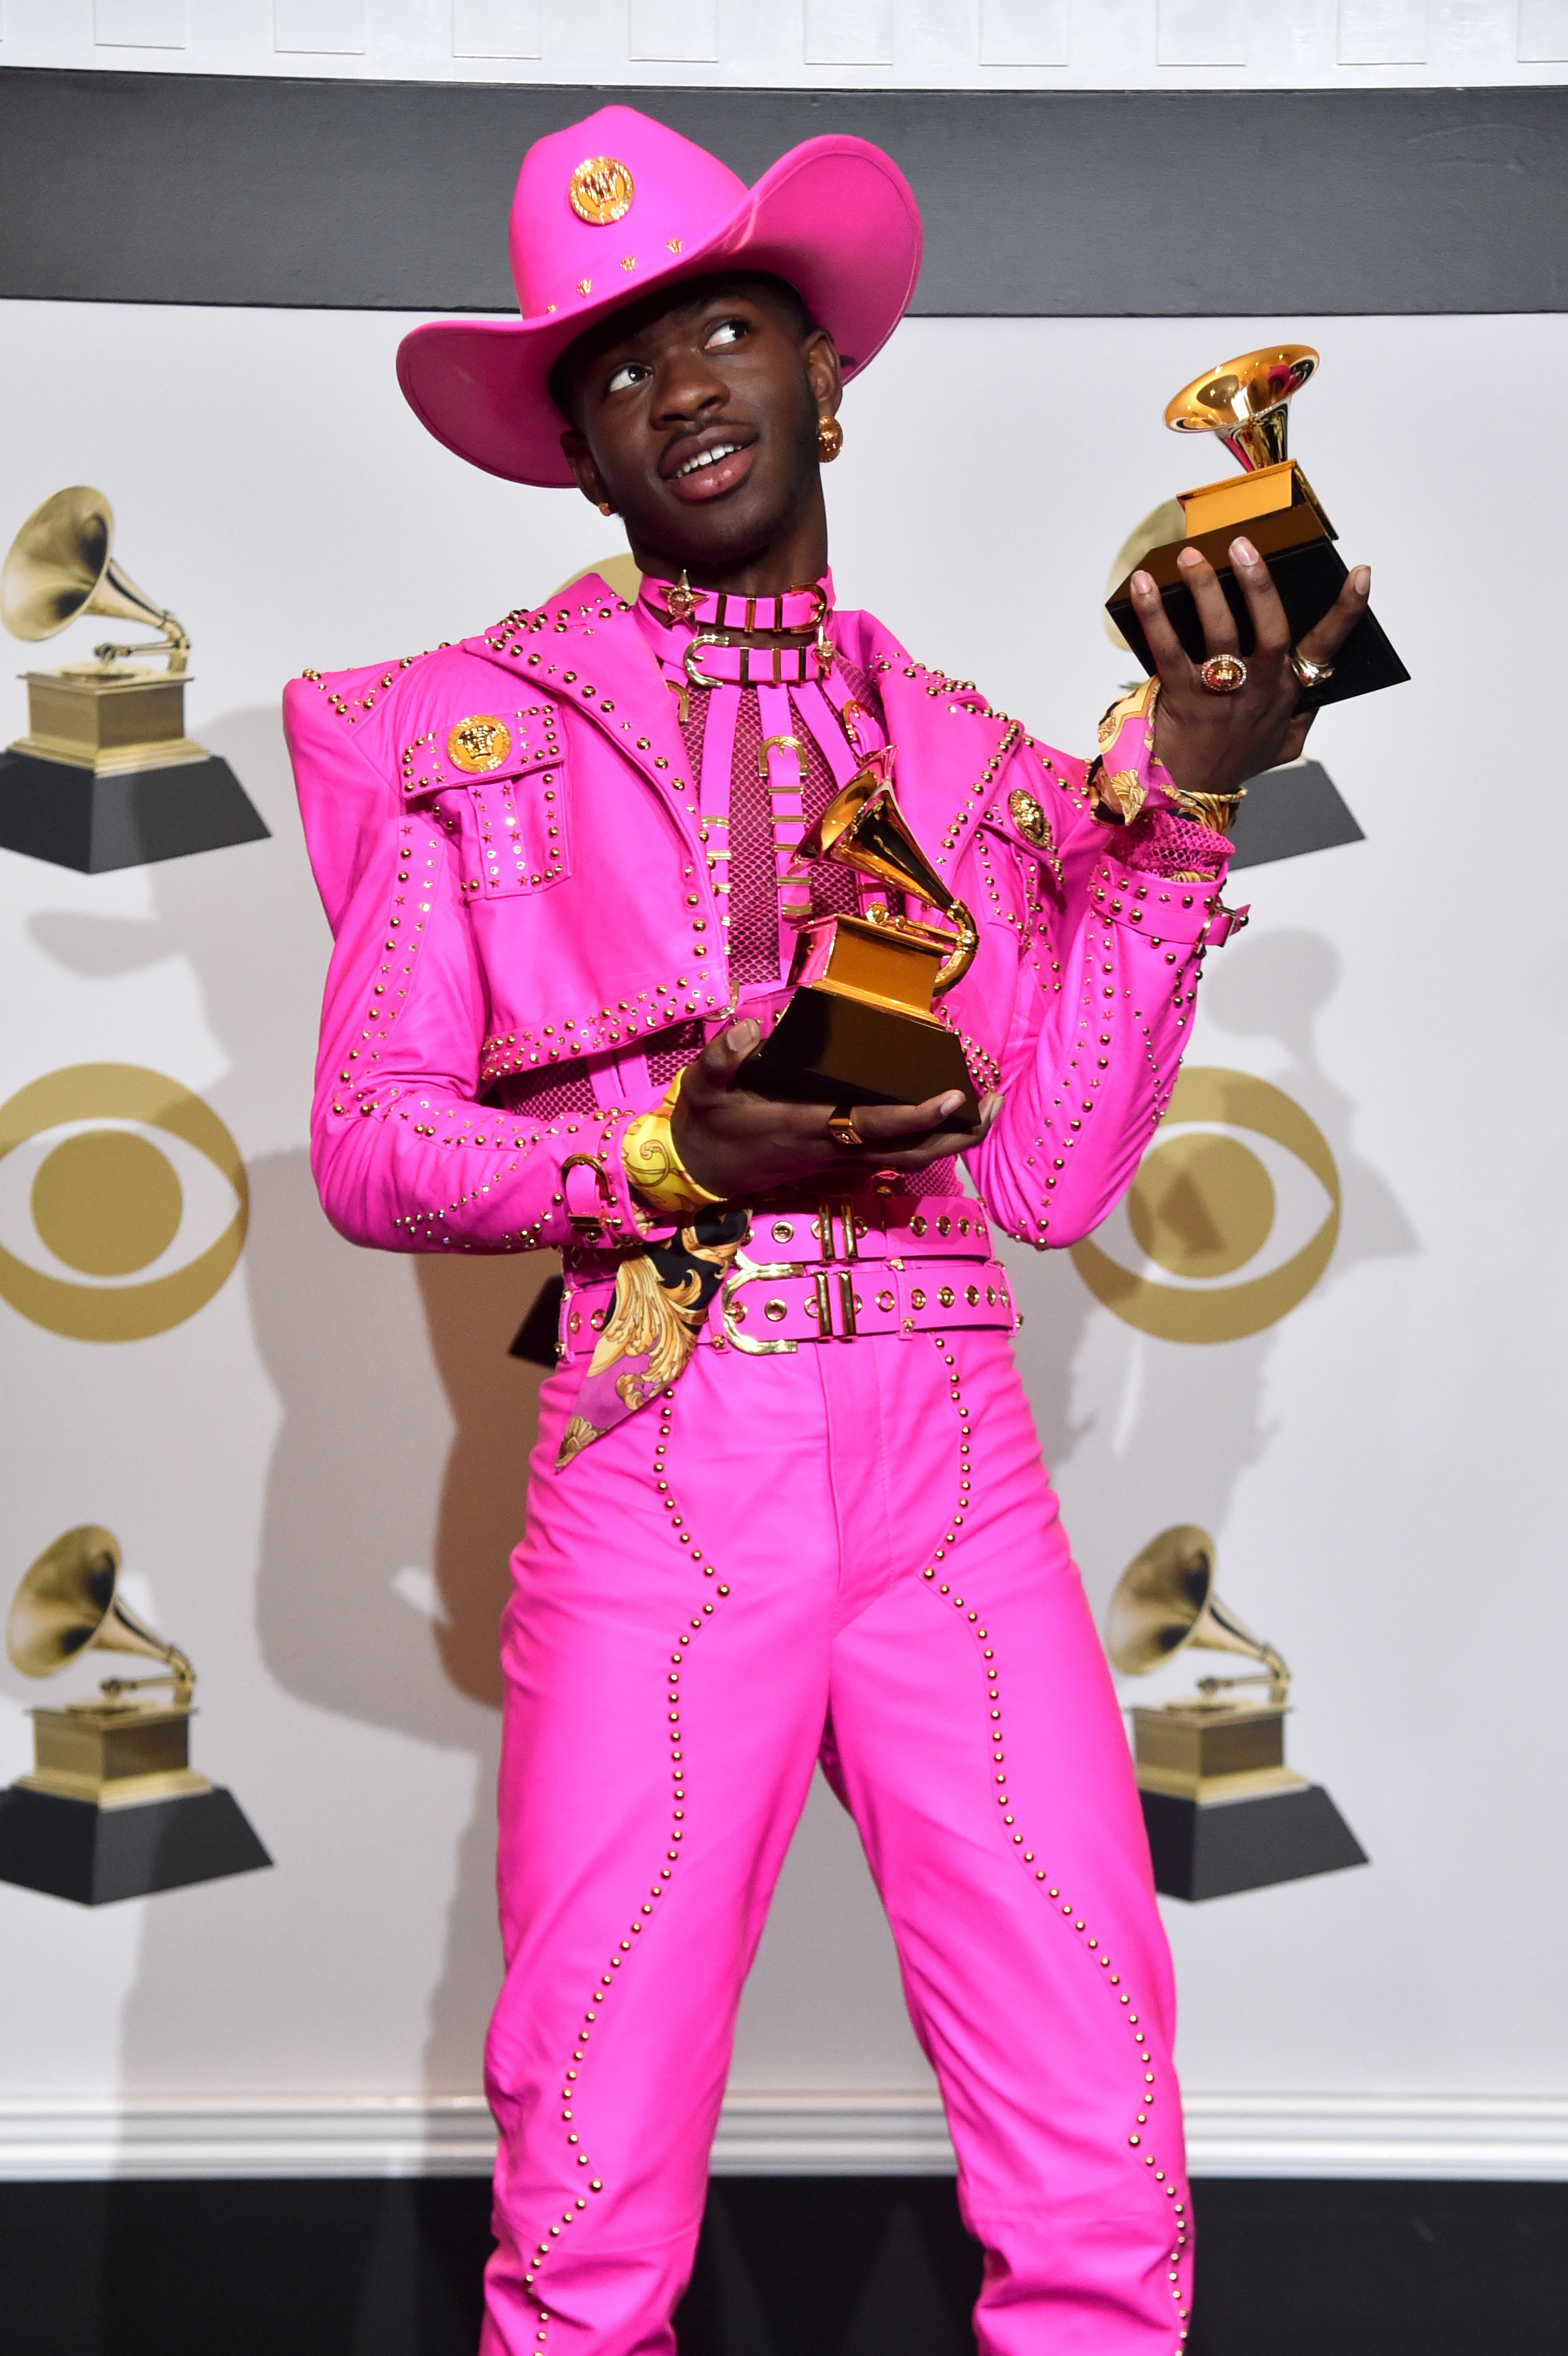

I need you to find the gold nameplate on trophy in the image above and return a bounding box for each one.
[1106,344,1408,709]
[0,1526,270,1903]
[740,749,982,1122]
[1104,1526,1366,1900]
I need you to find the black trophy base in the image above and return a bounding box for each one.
[1107,501,1408,708]
[0,1783,272,1905]
[740,987,982,1123]
[0,749,270,872]
[1228,758,1365,872]
[1140,1782,1368,1902]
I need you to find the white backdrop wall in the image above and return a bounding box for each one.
[1,297,1565,2179]
[6,1,1568,89]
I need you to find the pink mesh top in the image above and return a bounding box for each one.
[489,593,965,1185]
[675,661,873,991]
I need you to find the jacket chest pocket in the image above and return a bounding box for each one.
[457,762,570,899]
[404,703,571,899]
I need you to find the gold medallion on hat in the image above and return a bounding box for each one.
[447,714,512,773]
[569,156,635,227]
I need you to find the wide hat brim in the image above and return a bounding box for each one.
[397,135,921,489]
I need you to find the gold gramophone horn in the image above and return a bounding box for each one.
[1164,345,1319,474]
[1106,1524,1288,1705]
[7,1526,195,1706]
[0,486,189,675]
[798,755,979,993]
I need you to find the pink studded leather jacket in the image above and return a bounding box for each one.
[284,574,1240,1265]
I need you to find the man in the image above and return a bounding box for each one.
[286,105,1367,2356]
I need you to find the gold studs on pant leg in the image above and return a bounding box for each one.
[521,1387,736,2345]
[917,1337,1191,2348]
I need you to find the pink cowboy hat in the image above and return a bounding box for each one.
[396,105,922,489]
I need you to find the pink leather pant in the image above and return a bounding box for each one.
[482,1327,1191,2355]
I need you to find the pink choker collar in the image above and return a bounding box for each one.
[639,571,833,636]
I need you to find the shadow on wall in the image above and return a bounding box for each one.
[1017,919,1418,1626]
[28,703,554,2096]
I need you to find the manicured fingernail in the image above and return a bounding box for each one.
[725,1020,756,1051]
[1353,565,1370,594]
[1132,569,1155,596]
[1231,536,1258,566]
[1176,546,1201,570]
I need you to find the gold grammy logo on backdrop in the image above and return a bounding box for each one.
[0,1066,247,1340]
[1072,1068,1338,1342]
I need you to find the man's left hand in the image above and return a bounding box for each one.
[1129,537,1371,798]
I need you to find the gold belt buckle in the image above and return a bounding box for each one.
[720,1253,805,1355]
[561,1153,615,1238]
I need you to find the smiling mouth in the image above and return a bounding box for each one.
[666,437,756,504]
[675,442,744,478]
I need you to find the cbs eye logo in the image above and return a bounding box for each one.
[0,1065,248,1342]
[1071,1068,1339,1343]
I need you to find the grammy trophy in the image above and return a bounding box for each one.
[1106,1524,1367,1901]
[0,1526,270,1905]
[0,485,268,871]
[1106,346,1408,710]
[740,750,982,1121]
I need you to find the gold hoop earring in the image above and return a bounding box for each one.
[816,415,843,463]
[598,499,615,516]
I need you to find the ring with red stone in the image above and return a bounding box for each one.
[1198,653,1247,694]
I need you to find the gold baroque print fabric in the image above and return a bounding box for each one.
[556,1208,750,1466]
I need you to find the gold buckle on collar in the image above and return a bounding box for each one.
[683,632,728,690]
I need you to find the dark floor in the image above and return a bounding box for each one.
[1,2174,1563,2355]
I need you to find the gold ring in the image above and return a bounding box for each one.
[825,1105,862,1151]
[1198,653,1248,695]
[1288,650,1335,688]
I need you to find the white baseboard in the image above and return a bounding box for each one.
[0,2089,1563,2182]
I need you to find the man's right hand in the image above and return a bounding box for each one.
[669,1019,1001,1201]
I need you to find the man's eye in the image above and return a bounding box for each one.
[606,361,648,394]
[705,319,748,349]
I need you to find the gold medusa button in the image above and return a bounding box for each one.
[569,156,635,226]
[447,715,512,773]
[1009,786,1048,844]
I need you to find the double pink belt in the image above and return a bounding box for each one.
[711,1253,1016,1353]
[559,1194,1020,1362]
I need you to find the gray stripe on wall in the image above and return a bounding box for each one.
[1,70,1565,317]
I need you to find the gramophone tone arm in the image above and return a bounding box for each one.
[99,1644,195,1707]
[863,900,980,992]
[931,899,979,995]
[1196,1667,1291,1705]
[91,613,190,676]
[98,1668,196,1705]
[1196,1646,1289,1708]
